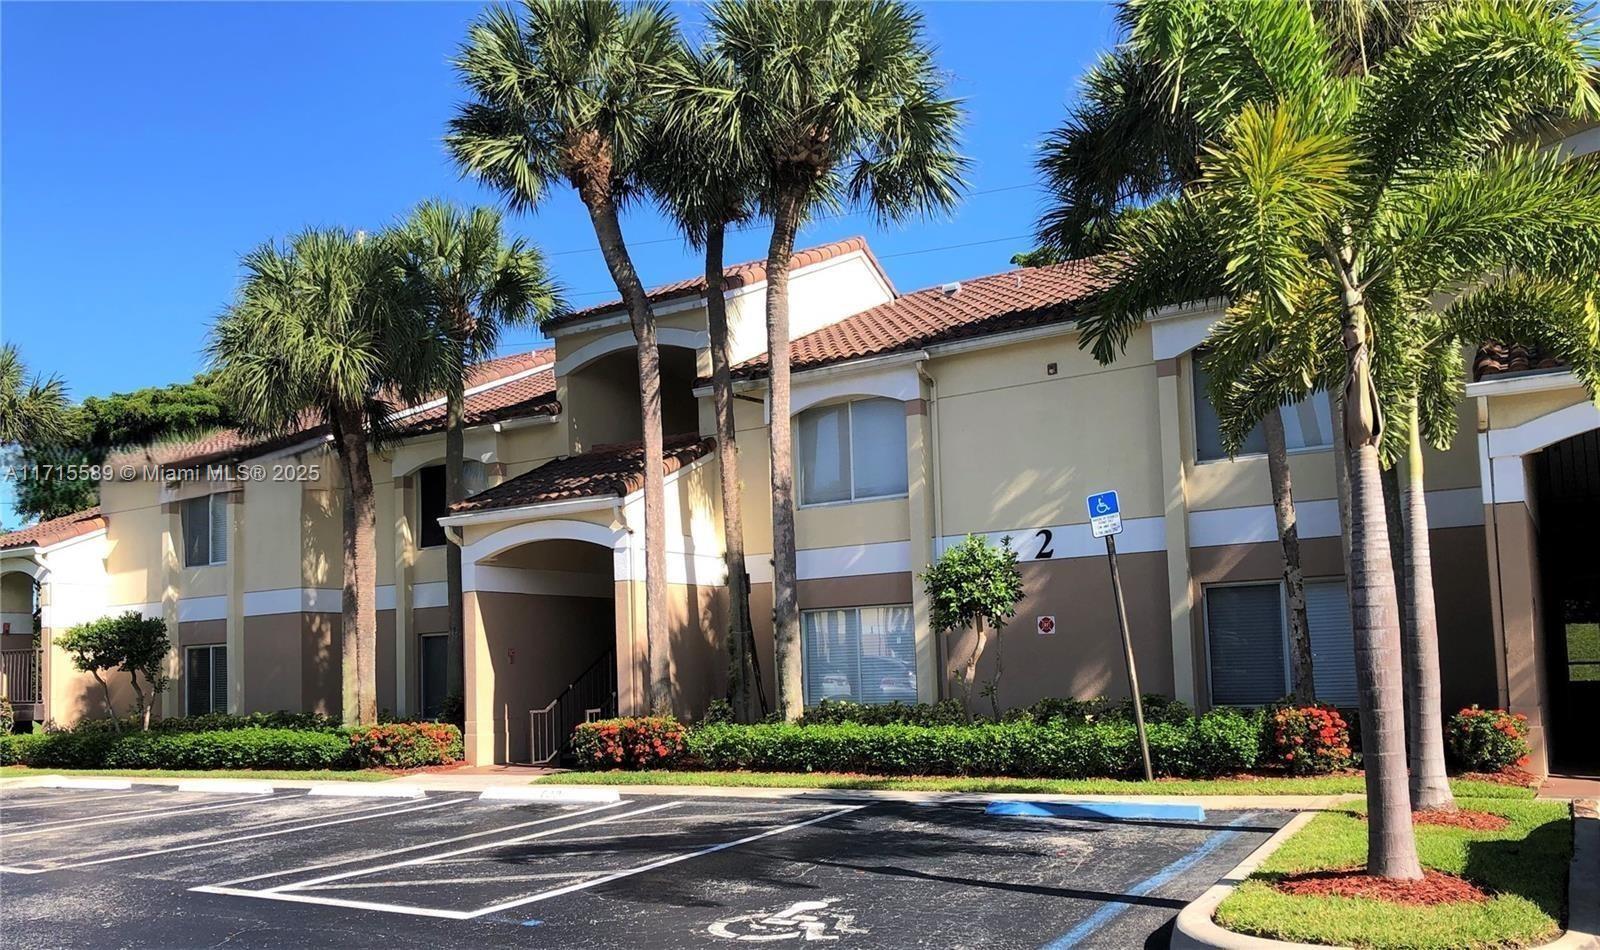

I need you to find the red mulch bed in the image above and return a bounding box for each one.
[1275,869,1491,906]
[1460,767,1540,788]
[1412,808,1510,831]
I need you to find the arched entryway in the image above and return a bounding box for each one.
[0,562,42,726]
[460,518,626,765]
[1533,428,1600,769]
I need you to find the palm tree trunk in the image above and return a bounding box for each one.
[705,223,765,721]
[1403,400,1455,811]
[1333,251,1423,880]
[333,410,379,726]
[444,387,466,714]
[766,190,804,721]
[1263,411,1315,703]
[577,184,669,714]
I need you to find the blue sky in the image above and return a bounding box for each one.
[1,1,1118,522]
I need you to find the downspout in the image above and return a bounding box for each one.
[1481,395,1512,708]
[916,363,947,698]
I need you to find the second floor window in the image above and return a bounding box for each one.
[1192,355,1332,462]
[797,397,907,507]
[181,494,228,567]
[418,461,485,548]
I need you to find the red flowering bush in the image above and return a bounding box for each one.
[346,722,463,768]
[571,716,688,770]
[1265,705,1352,775]
[1446,706,1530,773]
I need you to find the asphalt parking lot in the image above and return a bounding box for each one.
[0,783,1291,949]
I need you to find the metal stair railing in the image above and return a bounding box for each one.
[528,647,618,765]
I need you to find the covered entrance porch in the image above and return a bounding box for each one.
[443,436,728,766]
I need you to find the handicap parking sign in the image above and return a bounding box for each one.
[1086,490,1122,538]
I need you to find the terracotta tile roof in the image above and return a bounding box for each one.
[729,258,1109,380]
[1474,342,1567,381]
[451,435,715,513]
[0,507,105,551]
[550,237,886,328]
[122,349,558,470]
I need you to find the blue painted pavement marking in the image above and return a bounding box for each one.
[985,800,1206,822]
[1038,811,1258,950]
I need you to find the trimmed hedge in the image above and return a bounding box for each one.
[571,717,689,770]
[682,708,1261,779]
[1447,705,1531,772]
[0,721,464,771]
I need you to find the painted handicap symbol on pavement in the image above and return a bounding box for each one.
[708,899,867,942]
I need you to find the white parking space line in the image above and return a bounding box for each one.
[0,796,464,875]
[0,789,143,810]
[190,802,865,921]
[1,794,268,838]
[307,871,595,891]
[212,799,629,887]
[460,805,867,919]
[272,801,685,893]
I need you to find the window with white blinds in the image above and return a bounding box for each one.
[186,645,227,716]
[181,494,229,567]
[801,605,917,706]
[1205,581,1357,706]
[796,397,908,506]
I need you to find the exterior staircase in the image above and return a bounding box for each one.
[528,647,617,765]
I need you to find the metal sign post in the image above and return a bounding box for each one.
[1087,490,1153,782]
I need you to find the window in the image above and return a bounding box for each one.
[419,633,449,719]
[181,494,229,567]
[417,462,486,548]
[1205,581,1357,706]
[801,605,917,706]
[186,645,227,716]
[1192,356,1333,462]
[797,397,907,506]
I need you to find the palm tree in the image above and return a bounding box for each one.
[1080,0,1600,878]
[705,0,968,718]
[448,0,684,713]
[0,344,68,447]
[1034,2,1446,705]
[209,228,419,726]
[393,200,563,711]
[652,48,768,720]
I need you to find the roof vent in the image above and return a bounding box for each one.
[940,281,962,296]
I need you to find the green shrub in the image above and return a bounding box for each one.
[797,699,967,727]
[154,711,344,733]
[679,709,1261,779]
[1002,696,1106,725]
[1105,693,1193,725]
[346,722,463,768]
[1264,704,1352,775]
[2,728,351,770]
[571,717,689,770]
[1447,705,1531,772]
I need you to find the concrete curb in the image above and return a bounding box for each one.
[307,783,424,799]
[478,786,620,804]
[175,779,274,795]
[1171,800,1600,950]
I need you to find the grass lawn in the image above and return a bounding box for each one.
[1215,797,1571,949]
[533,770,1534,799]
[0,765,391,782]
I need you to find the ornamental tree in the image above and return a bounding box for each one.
[56,611,171,730]
[923,535,1024,719]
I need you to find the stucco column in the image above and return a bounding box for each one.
[462,585,496,766]
[159,500,183,718]
[225,490,245,713]
[393,474,414,719]
[905,397,939,703]
[1155,359,1197,706]
[1484,494,1550,774]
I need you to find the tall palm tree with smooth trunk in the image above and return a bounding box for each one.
[705,0,968,718]
[394,200,563,712]
[209,228,419,726]
[0,344,68,448]
[653,48,767,720]
[1080,0,1600,878]
[448,0,684,713]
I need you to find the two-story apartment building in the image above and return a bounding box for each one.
[3,234,1596,775]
